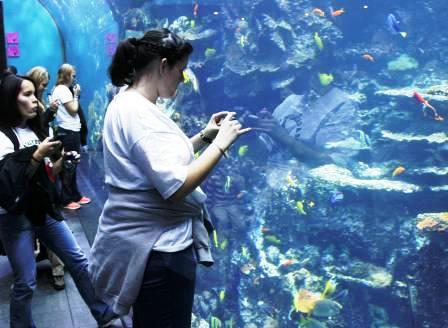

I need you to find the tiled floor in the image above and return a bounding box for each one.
[0,152,131,327]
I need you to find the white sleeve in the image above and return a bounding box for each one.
[131,132,189,199]
[0,132,15,161]
[52,85,73,104]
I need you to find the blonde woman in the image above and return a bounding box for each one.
[26,66,59,129]
[51,63,90,210]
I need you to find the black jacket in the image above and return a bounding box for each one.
[0,138,63,225]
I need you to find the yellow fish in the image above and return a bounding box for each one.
[241,245,249,258]
[213,230,219,248]
[264,235,281,245]
[296,201,307,215]
[220,238,228,250]
[204,47,217,58]
[239,35,247,47]
[314,32,324,51]
[219,289,226,302]
[190,19,196,28]
[238,145,249,157]
[318,73,334,86]
[182,68,199,93]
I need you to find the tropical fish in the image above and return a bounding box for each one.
[213,230,219,248]
[239,34,247,47]
[330,191,344,204]
[308,201,315,208]
[392,166,406,177]
[204,47,216,58]
[362,53,375,62]
[264,235,281,245]
[322,280,337,298]
[295,201,307,215]
[182,68,199,93]
[413,91,444,121]
[193,2,199,17]
[190,19,196,29]
[241,245,249,258]
[314,32,324,51]
[279,259,297,268]
[312,8,325,17]
[224,176,232,193]
[261,226,271,234]
[238,145,249,157]
[318,73,333,86]
[387,13,407,38]
[219,289,226,302]
[220,238,228,250]
[331,8,345,17]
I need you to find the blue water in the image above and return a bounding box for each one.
[5,1,448,327]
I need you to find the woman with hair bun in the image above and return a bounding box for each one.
[89,28,251,327]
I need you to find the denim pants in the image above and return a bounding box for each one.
[133,246,197,328]
[57,128,82,205]
[0,213,112,328]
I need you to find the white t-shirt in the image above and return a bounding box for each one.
[103,90,195,252]
[52,84,81,131]
[0,127,53,214]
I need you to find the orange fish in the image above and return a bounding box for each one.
[280,259,297,268]
[312,8,325,17]
[413,91,444,121]
[392,166,406,177]
[331,8,345,17]
[362,53,375,62]
[261,227,271,234]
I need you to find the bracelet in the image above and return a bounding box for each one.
[211,142,228,158]
[199,130,213,144]
[31,155,42,163]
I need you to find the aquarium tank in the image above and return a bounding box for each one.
[3,0,448,327]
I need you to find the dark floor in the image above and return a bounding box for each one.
[0,151,131,327]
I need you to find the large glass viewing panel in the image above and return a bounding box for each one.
[3,1,448,327]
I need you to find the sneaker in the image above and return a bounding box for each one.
[64,202,81,210]
[98,312,120,328]
[52,275,65,290]
[77,196,91,205]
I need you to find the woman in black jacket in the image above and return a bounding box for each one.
[0,73,117,328]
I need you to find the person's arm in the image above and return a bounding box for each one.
[256,116,333,165]
[169,113,251,202]
[190,111,229,153]
[62,84,81,116]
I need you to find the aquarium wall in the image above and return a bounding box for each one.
[4,0,448,327]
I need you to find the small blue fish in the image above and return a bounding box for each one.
[387,13,407,38]
[330,191,344,204]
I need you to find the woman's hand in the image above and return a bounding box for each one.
[73,84,81,97]
[34,137,62,160]
[48,99,59,113]
[213,112,251,150]
[202,111,229,140]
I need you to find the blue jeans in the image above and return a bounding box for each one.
[0,213,112,328]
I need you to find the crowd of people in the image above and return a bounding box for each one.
[0,28,251,328]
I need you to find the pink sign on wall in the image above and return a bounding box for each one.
[7,32,19,44]
[105,33,117,43]
[7,45,20,57]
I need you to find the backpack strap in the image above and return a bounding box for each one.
[0,127,20,151]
